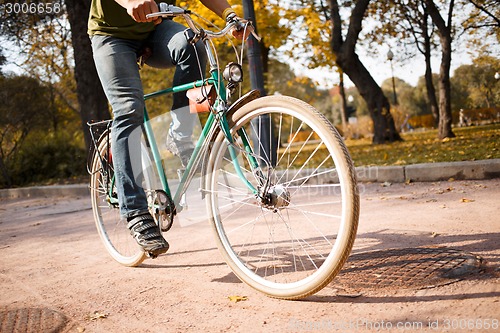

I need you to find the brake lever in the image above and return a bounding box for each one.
[146,3,188,19]
[230,18,262,42]
[250,29,262,42]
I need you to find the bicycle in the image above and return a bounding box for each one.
[87,4,360,300]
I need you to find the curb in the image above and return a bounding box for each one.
[1,159,499,199]
[355,158,500,183]
[0,184,89,199]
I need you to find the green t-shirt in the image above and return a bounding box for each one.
[88,0,174,40]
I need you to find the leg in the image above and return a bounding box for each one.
[91,35,169,257]
[91,35,149,218]
[145,19,207,144]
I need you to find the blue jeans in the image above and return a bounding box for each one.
[91,19,207,218]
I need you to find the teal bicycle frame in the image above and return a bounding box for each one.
[141,68,259,212]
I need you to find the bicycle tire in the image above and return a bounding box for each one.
[89,130,147,266]
[205,95,359,299]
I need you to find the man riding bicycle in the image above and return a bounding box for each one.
[88,0,248,258]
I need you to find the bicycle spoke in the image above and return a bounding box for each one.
[207,96,358,299]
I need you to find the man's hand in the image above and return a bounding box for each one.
[121,0,161,25]
[227,15,253,41]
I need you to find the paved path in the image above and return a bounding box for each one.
[0,178,498,332]
[1,159,499,199]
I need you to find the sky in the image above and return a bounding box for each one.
[275,2,499,90]
[2,9,497,92]
[295,44,477,90]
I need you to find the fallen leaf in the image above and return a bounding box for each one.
[336,292,362,298]
[86,311,109,321]
[461,198,475,203]
[431,232,439,238]
[228,295,248,303]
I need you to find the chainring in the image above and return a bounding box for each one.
[150,190,176,232]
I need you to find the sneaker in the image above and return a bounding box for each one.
[127,214,169,258]
[166,133,194,168]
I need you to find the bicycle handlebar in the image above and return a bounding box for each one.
[146,3,261,41]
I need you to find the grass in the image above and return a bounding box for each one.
[345,123,500,167]
[17,124,499,188]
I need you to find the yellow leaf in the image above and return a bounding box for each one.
[228,295,248,303]
[86,311,109,321]
[461,198,475,203]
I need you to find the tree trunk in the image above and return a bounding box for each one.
[329,0,401,144]
[424,58,439,128]
[425,0,455,139]
[422,11,439,127]
[338,72,348,133]
[0,157,12,188]
[65,0,110,150]
[436,34,455,138]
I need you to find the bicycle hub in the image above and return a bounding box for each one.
[261,184,290,211]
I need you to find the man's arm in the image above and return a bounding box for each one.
[117,0,233,22]
[199,0,252,40]
[116,0,251,39]
[199,0,234,19]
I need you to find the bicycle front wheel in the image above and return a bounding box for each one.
[205,95,359,299]
[89,130,146,266]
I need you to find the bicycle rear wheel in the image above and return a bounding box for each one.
[205,95,359,299]
[89,130,146,266]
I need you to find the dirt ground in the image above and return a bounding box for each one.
[0,179,499,332]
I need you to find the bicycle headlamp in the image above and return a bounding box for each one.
[223,62,243,84]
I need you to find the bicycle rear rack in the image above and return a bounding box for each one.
[87,120,112,174]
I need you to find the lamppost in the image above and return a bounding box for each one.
[387,49,398,105]
[242,0,276,167]
[496,72,500,112]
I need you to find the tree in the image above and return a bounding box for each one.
[463,0,500,38]
[415,74,440,116]
[65,0,110,150]
[21,18,75,132]
[0,0,110,150]
[425,0,456,139]
[0,76,48,187]
[329,0,401,143]
[452,56,500,109]
[369,1,440,127]
[420,3,441,127]
[0,49,5,76]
